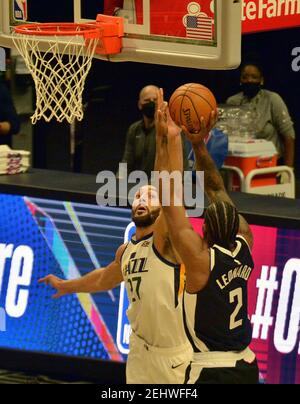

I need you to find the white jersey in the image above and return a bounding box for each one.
[121,232,187,348]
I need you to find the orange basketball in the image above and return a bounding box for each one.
[169,83,217,133]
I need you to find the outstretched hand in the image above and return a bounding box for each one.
[38,274,67,299]
[182,110,218,147]
[155,88,181,140]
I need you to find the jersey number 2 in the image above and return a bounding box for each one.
[229,288,243,330]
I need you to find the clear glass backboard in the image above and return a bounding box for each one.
[0,0,242,69]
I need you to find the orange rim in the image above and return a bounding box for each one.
[14,22,101,37]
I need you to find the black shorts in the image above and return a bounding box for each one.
[185,358,259,384]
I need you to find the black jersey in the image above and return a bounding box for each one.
[184,235,254,352]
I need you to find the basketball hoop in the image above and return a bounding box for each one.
[12,15,124,124]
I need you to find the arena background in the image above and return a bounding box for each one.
[0,194,299,384]
[23,1,299,183]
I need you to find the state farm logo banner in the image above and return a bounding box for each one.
[131,1,299,36]
[240,0,299,33]
[134,0,216,39]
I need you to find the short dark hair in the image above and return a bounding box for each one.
[204,201,240,249]
[240,54,264,77]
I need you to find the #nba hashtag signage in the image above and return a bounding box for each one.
[251,266,279,340]
[251,259,300,354]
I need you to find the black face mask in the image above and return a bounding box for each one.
[141,101,156,119]
[241,82,262,99]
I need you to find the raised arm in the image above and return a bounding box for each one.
[38,244,126,298]
[152,93,184,264]
[188,121,253,249]
[155,90,210,292]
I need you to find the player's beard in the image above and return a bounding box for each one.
[132,207,160,228]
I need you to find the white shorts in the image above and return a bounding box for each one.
[126,332,192,384]
[187,347,257,384]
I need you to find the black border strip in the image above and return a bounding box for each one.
[0,348,126,383]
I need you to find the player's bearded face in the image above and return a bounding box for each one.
[132,186,161,228]
[132,206,160,227]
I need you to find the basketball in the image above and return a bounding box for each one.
[169,83,217,133]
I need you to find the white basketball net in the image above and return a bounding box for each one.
[13,30,99,124]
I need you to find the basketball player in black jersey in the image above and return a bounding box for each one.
[155,89,259,384]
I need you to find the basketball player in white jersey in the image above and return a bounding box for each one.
[155,89,259,384]
[39,185,192,384]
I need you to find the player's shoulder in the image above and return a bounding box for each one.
[211,235,251,257]
[115,243,129,262]
[236,234,252,254]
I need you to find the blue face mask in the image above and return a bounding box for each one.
[241,82,262,99]
[141,101,156,119]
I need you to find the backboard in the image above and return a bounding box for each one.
[0,0,242,70]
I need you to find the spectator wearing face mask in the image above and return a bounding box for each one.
[226,61,295,169]
[118,84,189,179]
